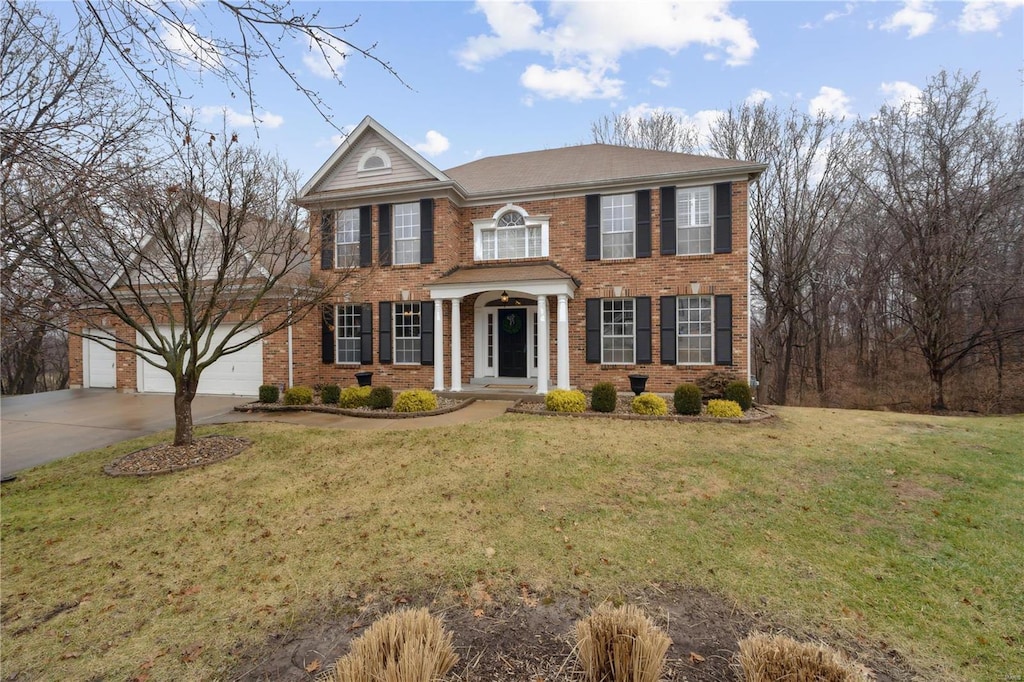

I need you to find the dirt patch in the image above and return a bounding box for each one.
[229,586,916,682]
[104,435,250,476]
[891,479,943,502]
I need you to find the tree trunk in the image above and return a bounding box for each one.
[929,367,946,411]
[173,377,198,446]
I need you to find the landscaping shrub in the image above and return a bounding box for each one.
[258,384,279,403]
[574,604,671,682]
[545,388,586,413]
[673,383,702,415]
[368,386,394,410]
[735,632,871,682]
[394,389,438,413]
[282,386,313,405]
[591,382,618,413]
[321,608,458,682]
[319,384,341,406]
[632,393,668,416]
[696,370,734,398]
[338,386,372,408]
[707,399,743,418]
[724,380,753,411]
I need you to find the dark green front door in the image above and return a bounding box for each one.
[498,309,528,378]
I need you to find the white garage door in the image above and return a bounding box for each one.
[84,330,116,388]
[137,325,262,396]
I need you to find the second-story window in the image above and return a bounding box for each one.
[677,186,712,255]
[601,194,635,259]
[481,211,542,260]
[335,209,359,268]
[393,202,420,265]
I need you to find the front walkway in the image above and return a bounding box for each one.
[214,399,515,431]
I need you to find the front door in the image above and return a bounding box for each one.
[497,309,528,377]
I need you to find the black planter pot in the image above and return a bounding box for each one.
[628,374,649,396]
[355,371,373,387]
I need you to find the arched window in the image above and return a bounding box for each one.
[357,147,392,174]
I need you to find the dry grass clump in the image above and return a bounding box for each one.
[319,608,458,682]
[574,603,671,682]
[735,632,872,682]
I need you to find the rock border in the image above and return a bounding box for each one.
[104,435,252,477]
[507,401,775,424]
[233,397,476,420]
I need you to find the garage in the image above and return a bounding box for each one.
[83,330,116,388]
[137,325,263,396]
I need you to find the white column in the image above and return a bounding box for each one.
[450,298,462,392]
[536,296,550,394]
[556,294,570,389]
[432,299,444,392]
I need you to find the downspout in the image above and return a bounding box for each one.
[287,299,294,388]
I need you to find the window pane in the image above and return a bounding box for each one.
[601,298,635,364]
[393,202,420,265]
[601,194,635,259]
[676,296,713,364]
[394,302,421,364]
[676,187,713,255]
[335,209,360,267]
[335,304,362,364]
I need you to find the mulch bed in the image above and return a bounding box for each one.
[510,397,774,423]
[104,435,251,476]
[235,397,473,419]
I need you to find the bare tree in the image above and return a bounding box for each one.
[591,110,699,152]
[23,131,337,445]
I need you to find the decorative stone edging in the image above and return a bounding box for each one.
[233,397,476,420]
[104,436,252,477]
[506,402,775,424]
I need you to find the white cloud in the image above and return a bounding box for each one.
[619,103,723,148]
[745,88,772,105]
[194,105,283,129]
[303,29,350,79]
[160,20,222,69]
[958,0,1024,32]
[880,80,923,109]
[809,86,853,118]
[881,0,937,38]
[413,130,450,157]
[459,1,758,101]
[801,2,856,29]
[649,68,671,88]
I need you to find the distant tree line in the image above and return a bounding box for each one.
[594,71,1024,412]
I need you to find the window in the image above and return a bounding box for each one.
[676,186,712,255]
[357,147,392,174]
[335,209,359,268]
[335,305,361,364]
[601,194,635,259]
[602,299,635,364]
[677,296,712,364]
[480,211,542,260]
[393,202,420,265]
[394,302,421,364]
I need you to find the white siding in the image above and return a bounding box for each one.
[317,131,433,192]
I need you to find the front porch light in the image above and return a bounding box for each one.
[500,290,509,303]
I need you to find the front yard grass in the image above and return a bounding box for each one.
[1,407,1021,681]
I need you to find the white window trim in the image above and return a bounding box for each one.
[393,202,421,266]
[335,208,360,268]
[393,301,421,365]
[600,193,636,260]
[356,146,392,177]
[473,204,550,261]
[601,298,636,365]
[335,304,361,365]
[676,185,713,256]
[676,295,714,365]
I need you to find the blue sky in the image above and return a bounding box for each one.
[51,1,1024,180]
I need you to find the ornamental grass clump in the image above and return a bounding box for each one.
[338,386,372,408]
[368,385,394,410]
[319,608,458,682]
[724,380,754,411]
[258,384,279,403]
[735,632,872,682]
[591,382,618,413]
[673,383,702,415]
[394,389,438,413]
[282,385,313,405]
[707,399,743,418]
[545,388,586,413]
[631,393,668,416]
[574,604,671,682]
[319,384,341,405]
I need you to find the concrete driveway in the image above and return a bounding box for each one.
[0,389,247,476]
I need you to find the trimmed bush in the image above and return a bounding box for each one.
[282,385,313,406]
[632,393,668,416]
[591,382,618,413]
[394,389,438,413]
[338,385,372,409]
[574,604,671,682]
[724,380,753,411]
[707,399,743,418]
[673,383,702,415]
[696,370,734,398]
[735,632,871,682]
[319,384,341,406]
[258,384,279,403]
[545,388,586,413]
[322,608,458,682]
[368,386,394,410]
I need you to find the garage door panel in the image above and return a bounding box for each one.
[84,330,116,389]
[137,326,262,396]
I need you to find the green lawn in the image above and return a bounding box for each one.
[1,407,1021,680]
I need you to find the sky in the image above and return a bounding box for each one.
[49,1,1024,181]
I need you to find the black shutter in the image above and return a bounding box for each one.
[660,296,676,364]
[420,199,434,264]
[714,182,733,254]
[320,210,334,270]
[359,205,372,267]
[660,187,676,255]
[585,298,601,363]
[584,194,601,261]
[714,295,733,365]
[378,204,392,266]
[378,301,393,364]
[360,303,373,365]
[420,301,434,365]
[635,296,652,364]
[321,305,335,364]
[635,190,651,258]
